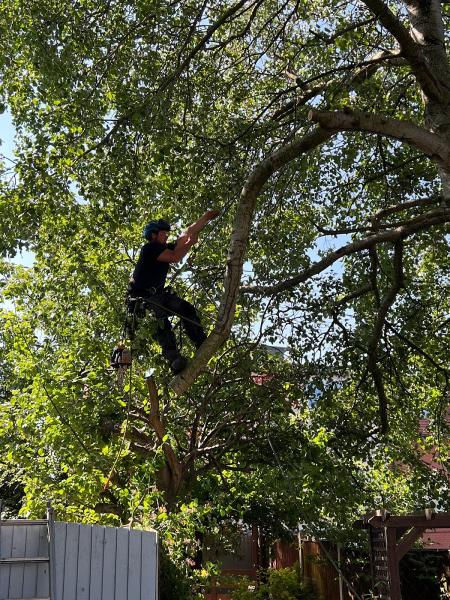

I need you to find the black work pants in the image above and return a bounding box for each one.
[145,290,206,361]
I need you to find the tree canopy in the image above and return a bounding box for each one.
[1,0,449,587]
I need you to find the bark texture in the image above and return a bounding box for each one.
[170,0,450,419]
[170,127,332,396]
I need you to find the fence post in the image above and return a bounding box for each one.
[297,524,303,575]
[337,543,344,600]
[47,503,57,600]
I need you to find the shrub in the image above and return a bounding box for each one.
[231,566,319,600]
[159,547,191,600]
[268,566,319,599]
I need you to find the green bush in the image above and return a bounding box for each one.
[231,566,319,600]
[159,547,191,600]
[268,567,318,599]
[400,551,449,600]
[229,579,266,600]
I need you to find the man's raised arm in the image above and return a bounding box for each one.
[158,210,220,263]
[178,210,220,244]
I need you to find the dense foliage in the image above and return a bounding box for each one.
[400,551,450,600]
[1,0,449,594]
[230,567,319,600]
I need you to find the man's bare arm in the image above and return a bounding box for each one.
[157,236,197,263]
[158,210,220,263]
[181,210,220,239]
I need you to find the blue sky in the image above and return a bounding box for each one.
[1,105,343,276]
[1,109,15,161]
[1,110,35,267]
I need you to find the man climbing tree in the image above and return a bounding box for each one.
[128,210,220,373]
[3,2,450,593]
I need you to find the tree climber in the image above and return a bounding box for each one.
[128,210,220,374]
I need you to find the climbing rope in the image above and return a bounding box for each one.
[104,308,137,491]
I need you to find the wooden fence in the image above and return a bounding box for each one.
[0,518,158,600]
[274,539,352,600]
[205,533,352,600]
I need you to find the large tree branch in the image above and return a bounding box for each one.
[350,50,407,84]
[367,241,404,434]
[241,207,450,296]
[405,0,446,46]
[272,50,405,124]
[317,196,442,235]
[405,0,450,96]
[146,376,183,492]
[300,50,405,88]
[371,195,442,222]
[170,126,333,396]
[361,0,446,101]
[361,0,422,51]
[308,108,450,170]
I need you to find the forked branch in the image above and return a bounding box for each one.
[241,207,450,296]
[367,241,405,433]
[146,375,182,490]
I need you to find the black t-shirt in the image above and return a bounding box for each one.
[130,241,175,293]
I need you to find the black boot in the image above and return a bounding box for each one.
[170,356,188,374]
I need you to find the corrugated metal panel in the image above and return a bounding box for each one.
[422,528,450,550]
[0,522,158,600]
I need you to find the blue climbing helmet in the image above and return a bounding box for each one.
[143,219,171,240]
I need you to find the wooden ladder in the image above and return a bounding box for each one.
[370,525,391,600]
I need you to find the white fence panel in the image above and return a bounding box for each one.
[0,521,158,600]
[0,522,50,600]
[53,523,158,600]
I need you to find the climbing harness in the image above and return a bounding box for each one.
[111,287,188,386]
[110,204,233,383]
[125,287,208,338]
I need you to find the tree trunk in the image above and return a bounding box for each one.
[405,0,450,199]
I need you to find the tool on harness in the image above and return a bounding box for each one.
[110,344,132,388]
[124,284,176,338]
[110,344,132,369]
[125,294,147,340]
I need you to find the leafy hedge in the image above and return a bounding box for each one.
[231,566,319,600]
